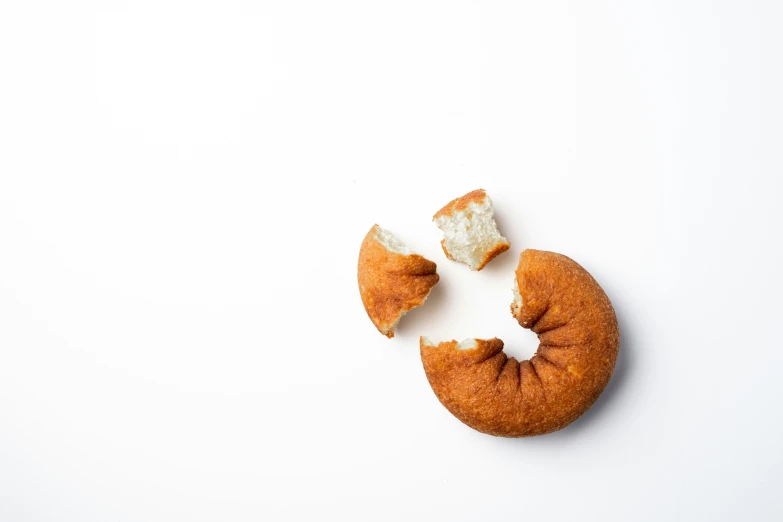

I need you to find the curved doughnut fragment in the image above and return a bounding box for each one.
[358,225,439,338]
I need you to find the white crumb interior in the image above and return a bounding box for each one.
[456,338,477,350]
[374,226,412,255]
[420,337,477,350]
[434,198,508,270]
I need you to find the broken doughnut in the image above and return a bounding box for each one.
[358,225,440,338]
[420,249,619,436]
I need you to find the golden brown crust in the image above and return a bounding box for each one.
[432,189,487,220]
[358,225,439,338]
[475,241,511,271]
[420,249,619,436]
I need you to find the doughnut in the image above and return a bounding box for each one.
[433,189,510,271]
[358,225,439,338]
[420,249,619,436]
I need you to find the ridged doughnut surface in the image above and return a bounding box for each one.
[420,249,619,436]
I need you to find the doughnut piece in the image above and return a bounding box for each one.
[433,189,510,271]
[358,225,439,338]
[420,249,619,436]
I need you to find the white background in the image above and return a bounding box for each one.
[1,1,782,521]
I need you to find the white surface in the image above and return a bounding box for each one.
[1,1,782,521]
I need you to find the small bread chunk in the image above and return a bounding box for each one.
[358,225,440,338]
[433,189,510,271]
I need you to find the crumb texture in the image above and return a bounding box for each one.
[374,226,411,255]
[420,249,619,437]
[433,189,510,271]
[358,225,439,338]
